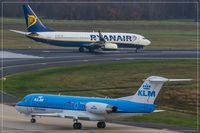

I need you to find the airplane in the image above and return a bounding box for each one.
[11,4,151,53]
[15,76,191,129]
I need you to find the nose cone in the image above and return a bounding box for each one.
[144,39,151,46]
[15,101,25,113]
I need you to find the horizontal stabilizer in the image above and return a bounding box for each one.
[153,110,165,113]
[147,77,192,82]
[10,30,29,35]
[168,79,192,82]
[148,78,192,82]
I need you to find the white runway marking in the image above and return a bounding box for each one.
[0,51,43,59]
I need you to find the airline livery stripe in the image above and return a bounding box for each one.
[28,35,146,46]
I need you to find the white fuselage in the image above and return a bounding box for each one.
[28,32,151,48]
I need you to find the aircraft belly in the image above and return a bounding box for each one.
[105,113,143,120]
[63,110,105,121]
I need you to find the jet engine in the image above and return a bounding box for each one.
[86,102,117,114]
[102,42,118,50]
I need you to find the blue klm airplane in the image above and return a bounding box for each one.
[16,76,191,129]
[11,4,151,52]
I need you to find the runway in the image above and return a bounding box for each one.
[1,104,194,133]
[1,48,199,77]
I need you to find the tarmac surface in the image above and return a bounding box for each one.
[1,104,196,133]
[0,48,199,133]
[1,48,199,77]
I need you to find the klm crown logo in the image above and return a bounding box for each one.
[142,83,151,90]
[27,15,37,28]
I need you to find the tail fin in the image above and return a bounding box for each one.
[23,4,53,32]
[119,76,192,104]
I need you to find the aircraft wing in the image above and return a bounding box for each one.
[83,31,106,47]
[83,31,118,50]
[31,113,66,118]
[31,111,91,120]
[10,30,30,35]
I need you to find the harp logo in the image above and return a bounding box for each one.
[28,15,37,28]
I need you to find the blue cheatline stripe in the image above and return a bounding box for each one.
[28,36,144,48]
[16,105,147,113]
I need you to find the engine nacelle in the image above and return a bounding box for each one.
[86,102,117,114]
[102,42,118,50]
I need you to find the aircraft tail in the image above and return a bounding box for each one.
[119,76,191,104]
[23,4,53,32]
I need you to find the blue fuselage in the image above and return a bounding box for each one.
[17,94,155,113]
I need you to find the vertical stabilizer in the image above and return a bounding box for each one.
[23,4,53,32]
[119,76,191,104]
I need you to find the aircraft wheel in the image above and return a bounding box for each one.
[135,48,139,53]
[73,122,82,129]
[30,118,36,123]
[135,48,143,53]
[88,47,94,53]
[97,121,106,128]
[79,47,84,52]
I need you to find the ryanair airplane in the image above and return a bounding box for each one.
[16,76,191,129]
[11,4,151,52]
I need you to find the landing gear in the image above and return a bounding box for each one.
[135,48,139,53]
[88,47,94,53]
[97,121,106,128]
[79,47,85,52]
[30,118,36,123]
[73,118,82,129]
[79,46,96,53]
[73,122,82,129]
[135,47,143,53]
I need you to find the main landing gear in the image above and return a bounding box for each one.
[97,121,106,128]
[79,47,85,52]
[73,122,82,129]
[78,47,95,53]
[73,119,82,129]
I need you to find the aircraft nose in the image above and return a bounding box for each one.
[15,101,24,113]
[144,39,151,46]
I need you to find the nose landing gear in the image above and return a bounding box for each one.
[30,116,36,123]
[97,121,106,128]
